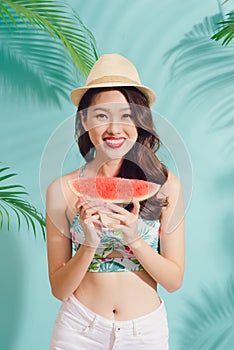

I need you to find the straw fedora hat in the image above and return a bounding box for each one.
[70,53,156,108]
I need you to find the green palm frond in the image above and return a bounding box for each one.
[164,13,231,80]
[211,11,234,45]
[0,0,99,106]
[176,274,234,349]
[0,25,77,106]
[0,164,46,240]
[1,0,98,74]
[163,13,234,133]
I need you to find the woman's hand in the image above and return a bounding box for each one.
[104,198,141,245]
[75,197,104,248]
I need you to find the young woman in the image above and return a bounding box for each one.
[46,54,185,350]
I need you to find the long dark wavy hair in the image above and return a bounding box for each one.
[75,86,168,220]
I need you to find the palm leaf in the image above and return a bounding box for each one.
[0,27,77,106]
[176,274,234,349]
[1,0,98,74]
[163,13,234,135]
[211,11,234,46]
[0,0,99,106]
[0,163,46,240]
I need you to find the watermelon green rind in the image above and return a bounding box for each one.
[132,182,161,202]
[67,177,161,203]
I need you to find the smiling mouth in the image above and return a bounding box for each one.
[103,137,126,148]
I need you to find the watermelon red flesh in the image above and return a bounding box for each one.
[68,177,160,203]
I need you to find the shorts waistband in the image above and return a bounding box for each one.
[65,293,167,331]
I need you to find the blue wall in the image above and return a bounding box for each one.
[1,1,233,349]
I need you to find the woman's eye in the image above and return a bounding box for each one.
[96,114,107,119]
[122,113,132,119]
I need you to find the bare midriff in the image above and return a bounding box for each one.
[73,251,161,321]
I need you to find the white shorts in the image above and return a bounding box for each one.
[50,294,169,350]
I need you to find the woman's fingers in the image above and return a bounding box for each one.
[75,197,84,210]
[106,199,139,215]
[105,199,139,219]
[79,200,103,216]
[131,197,140,216]
[76,196,106,213]
[83,206,98,216]
[106,211,128,224]
[80,208,102,223]
[103,208,137,227]
[84,214,100,224]
[105,203,126,213]
[85,197,105,207]
[77,197,139,232]
[83,196,106,211]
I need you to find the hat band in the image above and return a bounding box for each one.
[86,75,140,87]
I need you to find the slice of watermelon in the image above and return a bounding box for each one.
[67,177,161,203]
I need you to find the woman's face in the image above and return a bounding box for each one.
[81,90,138,159]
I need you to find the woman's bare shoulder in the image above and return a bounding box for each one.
[46,168,82,204]
[158,170,182,198]
[167,170,181,188]
[47,168,82,190]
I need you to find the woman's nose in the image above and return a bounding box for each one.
[106,121,122,134]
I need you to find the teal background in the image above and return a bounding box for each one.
[0,1,233,349]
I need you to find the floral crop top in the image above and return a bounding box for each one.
[70,213,160,273]
[69,164,160,273]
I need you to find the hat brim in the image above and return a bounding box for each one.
[70,82,156,108]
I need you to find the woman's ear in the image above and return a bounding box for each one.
[80,111,88,131]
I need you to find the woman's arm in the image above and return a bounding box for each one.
[46,177,96,301]
[129,171,185,292]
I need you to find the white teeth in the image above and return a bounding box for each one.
[105,139,124,145]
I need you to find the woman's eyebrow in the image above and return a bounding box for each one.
[92,107,110,112]
[120,107,131,111]
[92,106,131,112]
